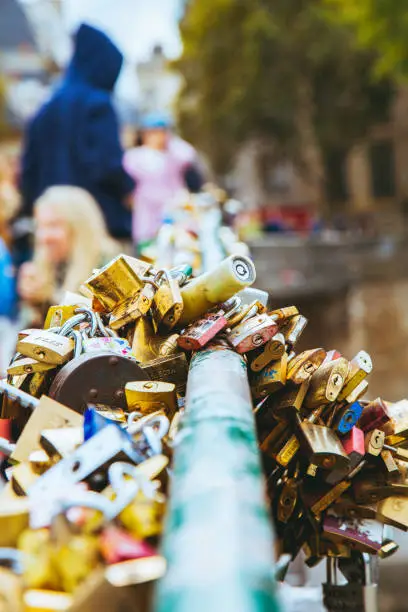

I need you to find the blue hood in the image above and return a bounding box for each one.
[66,23,123,91]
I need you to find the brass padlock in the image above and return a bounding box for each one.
[44,304,78,330]
[17,331,74,366]
[286,348,326,385]
[7,357,57,377]
[250,354,287,399]
[338,350,372,401]
[83,254,150,312]
[131,316,180,363]
[271,380,309,419]
[268,306,299,322]
[304,357,349,410]
[139,353,188,396]
[297,419,350,471]
[280,314,308,349]
[125,381,178,418]
[249,332,286,372]
[151,274,183,331]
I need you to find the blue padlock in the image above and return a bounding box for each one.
[335,401,364,435]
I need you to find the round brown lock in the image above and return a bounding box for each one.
[49,351,149,414]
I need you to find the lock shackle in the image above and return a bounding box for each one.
[59,313,87,336]
[75,307,98,337]
[67,329,83,360]
[94,312,116,338]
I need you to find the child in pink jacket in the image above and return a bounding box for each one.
[123,114,203,250]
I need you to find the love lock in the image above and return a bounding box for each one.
[48,351,149,414]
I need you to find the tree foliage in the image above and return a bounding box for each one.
[174,0,393,179]
[326,0,408,80]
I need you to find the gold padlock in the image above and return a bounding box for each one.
[287,348,326,385]
[83,254,150,312]
[250,354,287,399]
[131,316,180,363]
[297,421,350,471]
[151,275,183,331]
[125,381,178,418]
[249,333,286,372]
[44,304,78,330]
[271,380,309,419]
[7,358,56,377]
[304,357,349,410]
[337,350,372,401]
[140,353,188,396]
[17,331,74,366]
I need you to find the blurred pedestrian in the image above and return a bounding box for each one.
[123,112,204,252]
[18,186,120,325]
[0,153,19,374]
[20,23,134,246]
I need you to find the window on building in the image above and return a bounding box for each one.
[369,140,395,198]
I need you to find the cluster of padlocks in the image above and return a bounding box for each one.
[0,252,407,610]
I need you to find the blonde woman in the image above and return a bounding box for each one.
[18,186,120,321]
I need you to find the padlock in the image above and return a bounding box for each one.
[125,381,177,418]
[277,466,299,523]
[83,254,150,312]
[44,304,78,329]
[297,420,350,471]
[280,314,308,349]
[365,429,385,456]
[109,270,166,331]
[268,306,299,322]
[377,496,408,530]
[286,348,327,384]
[333,401,364,435]
[326,426,365,485]
[322,556,371,612]
[249,333,286,372]
[226,313,278,354]
[271,380,309,419]
[131,316,180,363]
[323,512,383,554]
[178,255,256,325]
[358,397,392,433]
[17,331,74,365]
[139,353,188,396]
[250,353,287,399]
[151,273,183,331]
[342,379,369,405]
[337,350,373,401]
[48,351,147,413]
[1,386,83,463]
[304,357,349,410]
[268,405,325,467]
[7,358,56,376]
[226,299,265,329]
[177,309,230,351]
[119,489,166,540]
[82,336,133,357]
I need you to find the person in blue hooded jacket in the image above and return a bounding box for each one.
[20,23,135,240]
